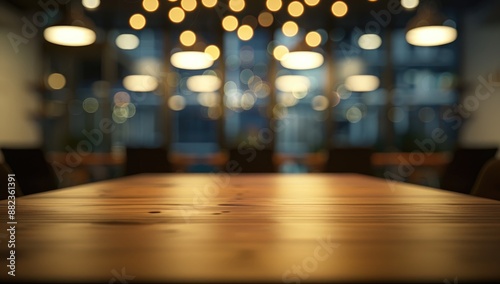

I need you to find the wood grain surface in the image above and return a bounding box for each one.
[1,174,500,283]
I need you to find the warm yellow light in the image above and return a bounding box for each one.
[401,0,419,9]
[82,0,100,9]
[129,14,146,30]
[180,30,196,46]
[229,0,245,12]
[142,0,159,12]
[258,11,273,27]
[331,1,348,17]
[237,25,253,41]
[169,7,185,23]
[406,26,457,46]
[304,0,319,6]
[358,34,382,49]
[202,0,218,8]
[168,95,186,111]
[170,51,214,70]
[288,1,304,17]
[266,0,282,12]
[282,21,298,37]
[305,31,322,47]
[187,75,222,93]
[275,75,310,93]
[44,26,96,46]
[222,15,238,31]
[204,45,220,60]
[197,92,219,107]
[115,34,140,50]
[47,73,66,90]
[181,0,197,11]
[345,75,380,92]
[273,45,289,60]
[123,75,158,92]
[280,51,324,70]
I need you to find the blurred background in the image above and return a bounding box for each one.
[0,0,499,193]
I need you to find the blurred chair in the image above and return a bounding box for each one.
[471,158,500,201]
[1,148,58,195]
[228,148,277,173]
[324,147,374,176]
[440,147,498,194]
[1,163,13,200]
[125,147,172,175]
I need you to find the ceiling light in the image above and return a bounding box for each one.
[82,0,100,10]
[345,75,380,92]
[123,75,158,92]
[358,34,382,50]
[280,51,324,70]
[401,0,419,9]
[115,34,140,50]
[275,75,310,93]
[406,5,457,46]
[187,75,222,92]
[43,7,96,46]
[170,51,214,70]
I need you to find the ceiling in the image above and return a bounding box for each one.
[4,0,489,32]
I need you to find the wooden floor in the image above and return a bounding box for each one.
[1,174,500,283]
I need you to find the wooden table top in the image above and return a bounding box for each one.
[1,174,500,283]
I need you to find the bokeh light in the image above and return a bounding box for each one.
[180,30,196,46]
[47,73,66,90]
[169,7,185,23]
[142,0,159,12]
[282,21,298,37]
[222,15,238,31]
[331,1,348,17]
[305,31,322,47]
[237,25,254,41]
[129,14,146,30]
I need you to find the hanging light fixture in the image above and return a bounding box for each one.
[279,34,324,70]
[169,31,218,70]
[405,4,457,47]
[345,75,380,92]
[43,3,96,47]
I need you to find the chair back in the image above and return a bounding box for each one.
[324,147,374,175]
[441,147,498,194]
[125,147,172,175]
[228,148,277,173]
[1,148,58,195]
[471,158,500,201]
